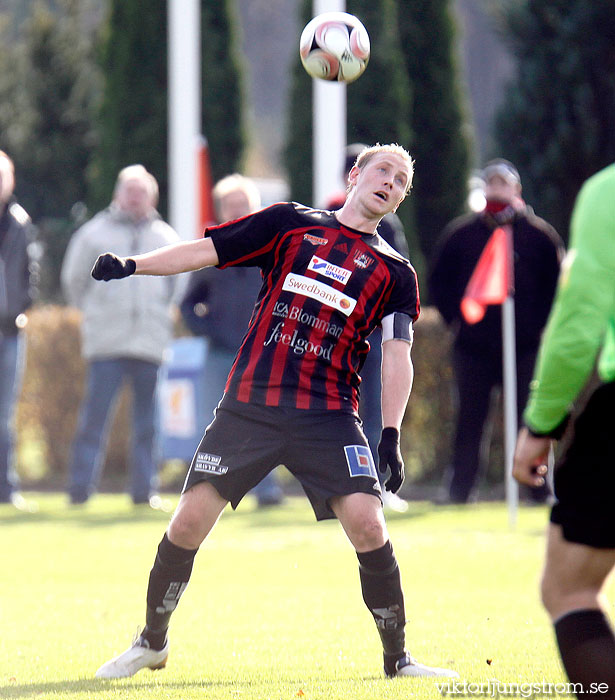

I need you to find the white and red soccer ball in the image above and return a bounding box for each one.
[300,12,370,83]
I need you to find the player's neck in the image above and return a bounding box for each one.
[334,201,381,235]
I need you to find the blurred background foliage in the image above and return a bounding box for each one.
[284,0,472,286]
[3,0,613,300]
[1,0,615,491]
[0,0,246,300]
[16,306,508,496]
[493,0,615,238]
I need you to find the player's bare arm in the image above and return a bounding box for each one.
[377,338,413,494]
[134,237,219,276]
[381,338,413,430]
[91,236,219,281]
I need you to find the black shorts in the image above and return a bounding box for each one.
[550,381,615,548]
[183,396,382,521]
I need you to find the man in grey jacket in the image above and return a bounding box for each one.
[0,151,38,509]
[62,165,179,506]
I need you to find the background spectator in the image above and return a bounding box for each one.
[61,165,179,507]
[180,174,283,507]
[429,159,564,504]
[0,150,38,511]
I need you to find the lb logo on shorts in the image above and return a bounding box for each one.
[344,445,377,479]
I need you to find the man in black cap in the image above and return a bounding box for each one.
[429,159,564,504]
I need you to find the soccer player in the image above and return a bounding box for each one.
[93,144,459,680]
[513,163,615,696]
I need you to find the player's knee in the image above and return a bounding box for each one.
[351,516,387,551]
[541,568,601,617]
[167,520,194,549]
[168,507,206,549]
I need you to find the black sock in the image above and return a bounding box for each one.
[554,609,615,698]
[142,532,198,650]
[357,541,406,674]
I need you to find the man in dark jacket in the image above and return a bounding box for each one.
[180,174,283,507]
[0,151,37,509]
[429,159,564,504]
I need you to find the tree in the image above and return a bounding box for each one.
[0,0,99,299]
[201,0,246,183]
[284,0,424,276]
[286,0,412,204]
[283,0,315,208]
[89,0,168,213]
[493,1,615,240]
[91,0,246,217]
[397,0,472,262]
[0,0,98,221]
[344,0,412,152]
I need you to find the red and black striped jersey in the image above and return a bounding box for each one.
[208,202,420,413]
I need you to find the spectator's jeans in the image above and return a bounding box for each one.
[68,358,160,503]
[0,334,24,501]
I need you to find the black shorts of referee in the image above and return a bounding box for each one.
[550,381,615,548]
[183,395,383,521]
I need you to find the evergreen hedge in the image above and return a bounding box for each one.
[494,1,615,239]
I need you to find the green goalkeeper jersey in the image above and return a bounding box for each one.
[524,163,615,434]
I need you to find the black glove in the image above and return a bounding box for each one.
[91,253,136,281]
[377,427,405,493]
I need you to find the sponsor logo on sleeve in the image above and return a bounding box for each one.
[194,452,228,475]
[307,255,352,285]
[344,445,378,479]
[282,273,357,316]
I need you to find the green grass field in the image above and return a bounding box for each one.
[1,494,606,700]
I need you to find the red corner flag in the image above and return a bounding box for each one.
[197,135,216,235]
[460,226,513,324]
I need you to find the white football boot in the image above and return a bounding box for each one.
[96,634,169,679]
[386,652,460,678]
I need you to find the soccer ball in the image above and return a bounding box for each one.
[299,12,370,83]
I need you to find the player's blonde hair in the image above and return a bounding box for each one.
[350,143,414,194]
[213,174,261,219]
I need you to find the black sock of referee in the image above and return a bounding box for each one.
[142,532,199,650]
[357,540,406,675]
[554,609,615,698]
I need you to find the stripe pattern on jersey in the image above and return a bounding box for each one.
[209,203,419,413]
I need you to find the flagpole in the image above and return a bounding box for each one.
[459,223,519,526]
[502,295,519,528]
